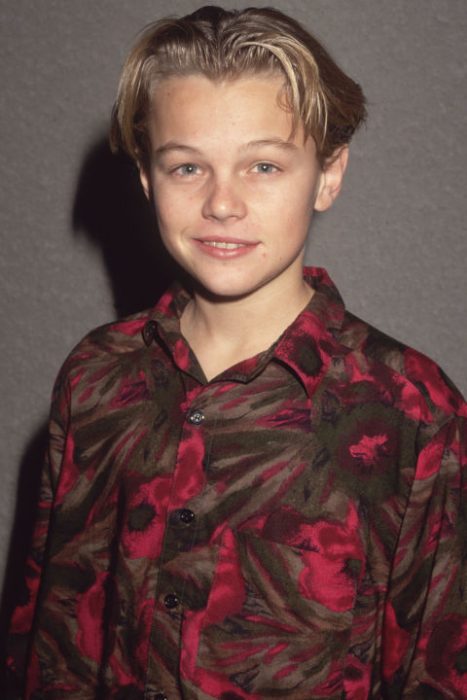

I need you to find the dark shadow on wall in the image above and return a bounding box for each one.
[73,134,178,317]
[0,422,48,695]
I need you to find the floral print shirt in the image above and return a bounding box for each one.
[7,268,467,699]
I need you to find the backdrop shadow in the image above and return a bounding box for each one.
[73,135,178,316]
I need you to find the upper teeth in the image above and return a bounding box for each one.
[204,241,245,249]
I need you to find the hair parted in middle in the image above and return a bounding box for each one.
[110,5,367,169]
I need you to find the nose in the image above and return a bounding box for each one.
[202,175,247,222]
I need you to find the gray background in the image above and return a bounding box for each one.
[0,0,466,620]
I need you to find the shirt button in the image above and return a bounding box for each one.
[187,408,205,425]
[164,593,180,609]
[178,508,195,524]
[153,694,168,700]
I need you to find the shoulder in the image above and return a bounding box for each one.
[51,309,156,412]
[337,311,466,424]
[68,309,151,362]
[59,310,152,376]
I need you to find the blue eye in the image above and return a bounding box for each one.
[254,163,278,174]
[174,163,198,176]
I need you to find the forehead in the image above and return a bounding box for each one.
[147,73,304,147]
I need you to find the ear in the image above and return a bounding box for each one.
[138,164,151,201]
[314,146,349,212]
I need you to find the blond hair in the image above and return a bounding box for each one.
[110,6,366,167]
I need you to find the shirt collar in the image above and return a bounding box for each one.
[145,267,347,395]
[272,267,346,396]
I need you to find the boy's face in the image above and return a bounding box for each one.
[140,73,346,302]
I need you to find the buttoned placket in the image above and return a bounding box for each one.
[144,380,211,700]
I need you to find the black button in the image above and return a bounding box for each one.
[142,320,158,346]
[178,508,195,524]
[164,593,180,609]
[154,694,168,700]
[187,409,205,425]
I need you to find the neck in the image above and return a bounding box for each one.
[181,275,314,380]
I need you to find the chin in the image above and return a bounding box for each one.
[193,276,261,302]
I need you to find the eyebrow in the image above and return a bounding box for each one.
[244,138,299,152]
[153,138,299,160]
[153,142,200,159]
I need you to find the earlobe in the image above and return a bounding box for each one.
[314,146,349,212]
[138,165,151,200]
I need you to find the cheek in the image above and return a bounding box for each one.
[294,191,318,230]
[151,187,180,232]
[153,183,200,229]
[282,194,315,234]
[270,176,317,218]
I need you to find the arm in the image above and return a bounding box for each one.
[5,369,70,698]
[382,414,467,698]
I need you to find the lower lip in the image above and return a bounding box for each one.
[194,239,258,259]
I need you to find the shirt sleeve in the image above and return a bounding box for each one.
[5,368,71,698]
[382,413,467,698]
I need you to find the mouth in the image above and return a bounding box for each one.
[200,240,249,250]
[194,237,258,258]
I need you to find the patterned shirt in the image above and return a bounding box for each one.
[7,267,467,700]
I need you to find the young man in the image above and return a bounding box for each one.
[7,5,467,699]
